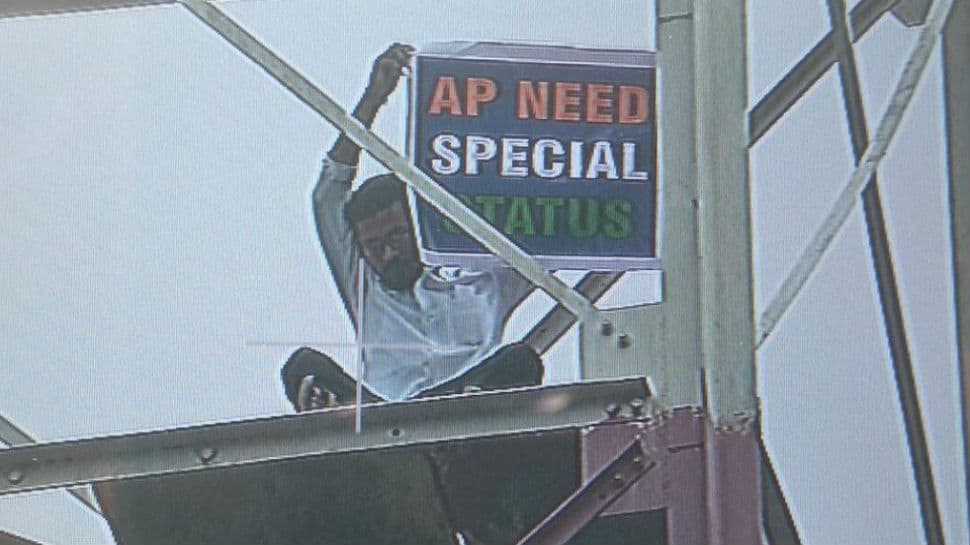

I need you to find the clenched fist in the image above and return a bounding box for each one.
[364,42,415,105]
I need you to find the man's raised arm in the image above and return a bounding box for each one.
[328,43,415,166]
[311,44,414,327]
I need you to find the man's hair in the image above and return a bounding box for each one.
[344,173,411,226]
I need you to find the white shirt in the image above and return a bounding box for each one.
[312,158,532,400]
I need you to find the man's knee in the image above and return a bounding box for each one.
[485,342,544,387]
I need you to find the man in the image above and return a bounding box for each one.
[281,44,543,410]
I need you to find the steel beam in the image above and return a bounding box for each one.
[0,415,101,515]
[0,379,647,496]
[893,0,933,26]
[761,442,801,545]
[826,1,945,543]
[748,0,896,145]
[515,435,657,545]
[942,0,970,535]
[654,0,703,408]
[0,530,46,545]
[177,0,596,320]
[694,2,761,543]
[757,0,956,346]
[523,272,622,355]
[694,0,757,428]
[0,0,174,19]
[579,0,703,401]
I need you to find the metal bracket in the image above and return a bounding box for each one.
[514,433,660,545]
[892,0,932,26]
[523,272,623,355]
[580,305,664,404]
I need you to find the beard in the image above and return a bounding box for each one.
[379,255,423,291]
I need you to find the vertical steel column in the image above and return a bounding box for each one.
[694,2,761,544]
[656,0,703,408]
[826,1,946,543]
[943,0,970,534]
[693,1,758,430]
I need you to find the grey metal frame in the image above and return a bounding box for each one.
[0,0,173,18]
[748,0,898,146]
[0,379,647,496]
[177,0,596,321]
[942,0,970,535]
[825,1,945,543]
[0,415,101,514]
[0,1,962,544]
[515,431,659,545]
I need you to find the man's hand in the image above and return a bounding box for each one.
[363,43,415,106]
[329,43,414,165]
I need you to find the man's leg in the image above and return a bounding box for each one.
[281,347,382,411]
[418,342,544,398]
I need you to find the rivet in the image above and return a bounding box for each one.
[612,473,625,488]
[605,403,622,418]
[7,469,24,485]
[629,398,646,417]
[617,333,631,349]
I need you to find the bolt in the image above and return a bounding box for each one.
[599,321,614,336]
[7,469,23,485]
[617,333,631,349]
[612,473,625,489]
[629,398,646,417]
[605,403,622,418]
[632,456,644,469]
[199,447,218,464]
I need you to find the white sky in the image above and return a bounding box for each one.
[0,1,965,544]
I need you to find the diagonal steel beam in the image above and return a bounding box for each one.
[515,435,657,545]
[0,529,48,545]
[176,0,595,319]
[757,0,955,346]
[825,0,945,543]
[760,441,801,545]
[0,415,102,516]
[0,0,175,19]
[523,272,622,355]
[748,0,896,146]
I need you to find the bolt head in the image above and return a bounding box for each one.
[199,447,218,463]
[599,321,614,336]
[7,469,23,484]
[617,333,631,348]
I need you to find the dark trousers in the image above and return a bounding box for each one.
[283,342,543,407]
[282,343,547,543]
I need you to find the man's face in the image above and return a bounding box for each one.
[353,202,422,291]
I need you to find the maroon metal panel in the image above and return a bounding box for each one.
[705,421,763,545]
[581,407,764,545]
